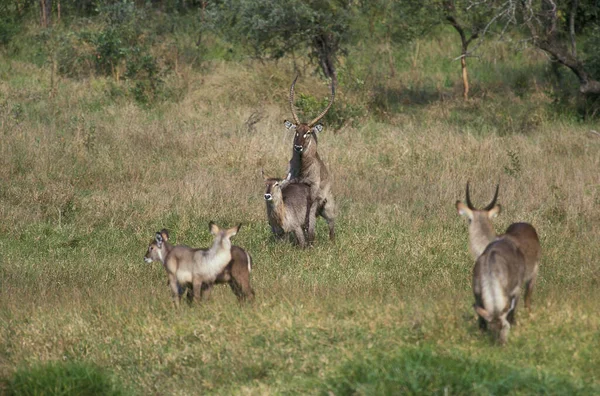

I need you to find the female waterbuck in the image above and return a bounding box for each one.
[283,75,336,243]
[144,222,241,308]
[144,229,254,302]
[263,172,312,248]
[456,183,541,311]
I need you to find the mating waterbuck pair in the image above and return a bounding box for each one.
[263,76,336,247]
[457,183,541,344]
[144,223,254,307]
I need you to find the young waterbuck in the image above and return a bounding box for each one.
[263,172,313,248]
[144,229,254,302]
[283,75,336,242]
[144,222,241,308]
[472,237,525,344]
[456,183,541,311]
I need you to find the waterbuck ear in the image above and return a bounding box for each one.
[159,228,169,241]
[313,124,323,133]
[261,169,268,181]
[488,204,501,219]
[225,224,240,238]
[456,201,473,219]
[209,221,220,235]
[475,306,492,322]
[284,120,297,130]
[155,232,163,248]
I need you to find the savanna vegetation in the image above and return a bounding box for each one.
[0,0,599,394]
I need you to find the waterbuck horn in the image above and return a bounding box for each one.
[483,184,500,211]
[465,182,475,210]
[308,79,335,127]
[289,75,300,125]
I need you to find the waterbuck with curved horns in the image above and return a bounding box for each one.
[456,183,541,341]
[283,75,336,243]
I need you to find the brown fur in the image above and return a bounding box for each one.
[263,176,312,248]
[285,121,336,243]
[472,237,525,344]
[145,230,254,302]
[457,183,541,311]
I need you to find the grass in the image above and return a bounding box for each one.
[0,24,599,395]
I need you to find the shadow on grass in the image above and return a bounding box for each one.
[314,346,598,395]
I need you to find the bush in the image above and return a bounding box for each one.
[4,361,129,396]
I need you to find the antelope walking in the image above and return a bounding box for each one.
[143,222,242,308]
[263,173,313,248]
[456,183,541,311]
[284,75,336,243]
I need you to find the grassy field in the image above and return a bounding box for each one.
[1,27,599,394]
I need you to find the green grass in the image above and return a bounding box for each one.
[4,361,128,396]
[0,20,599,395]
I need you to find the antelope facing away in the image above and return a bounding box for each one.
[263,172,313,248]
[456,183,541,311]
[143,222,241,308]
[472,237,525,344]
[144,229,254,302]
[284,75,336,243]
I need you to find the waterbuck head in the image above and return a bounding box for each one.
[284,75,335,155]
[209,221,241,252]
[456,183,501,259]
[144,229,170,264]
[262,171,285,203]
[474,297,516,345]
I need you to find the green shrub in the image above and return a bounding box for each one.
[4,361,129,396]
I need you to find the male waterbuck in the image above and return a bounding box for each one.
[144,229,254,302]
[456,183,541,311]
[263,172,312,248]
[284,75,336,242]
[144,222,241,308]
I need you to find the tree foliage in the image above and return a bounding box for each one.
[208,0,355,80]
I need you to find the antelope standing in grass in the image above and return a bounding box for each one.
[456,183,541,311]
[472,237,525,344]
[144,229,254,302]
[144,228,254,302]
[143,222,241,308]
[284,75,336,243]
[263,172,313,248]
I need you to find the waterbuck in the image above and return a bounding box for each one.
[283,75,336,242]
[472,237,525,344]
[144,222,240,308]
[263,172,312,248]
[144,229,254,302]
[456,183,541,311]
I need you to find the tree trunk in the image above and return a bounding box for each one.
[446,16,478,100]
[40,0,52,28]
[313,33,338,83]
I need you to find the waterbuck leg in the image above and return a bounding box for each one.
[524,277,536,311]
[200,282,213,301]
[507,296,519,326]
[192,276,204,303]
[305,196,317,245]
[294,226,307,248]
[168,274,180,309]
[320,198,336,241]
[474,294,487,331]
